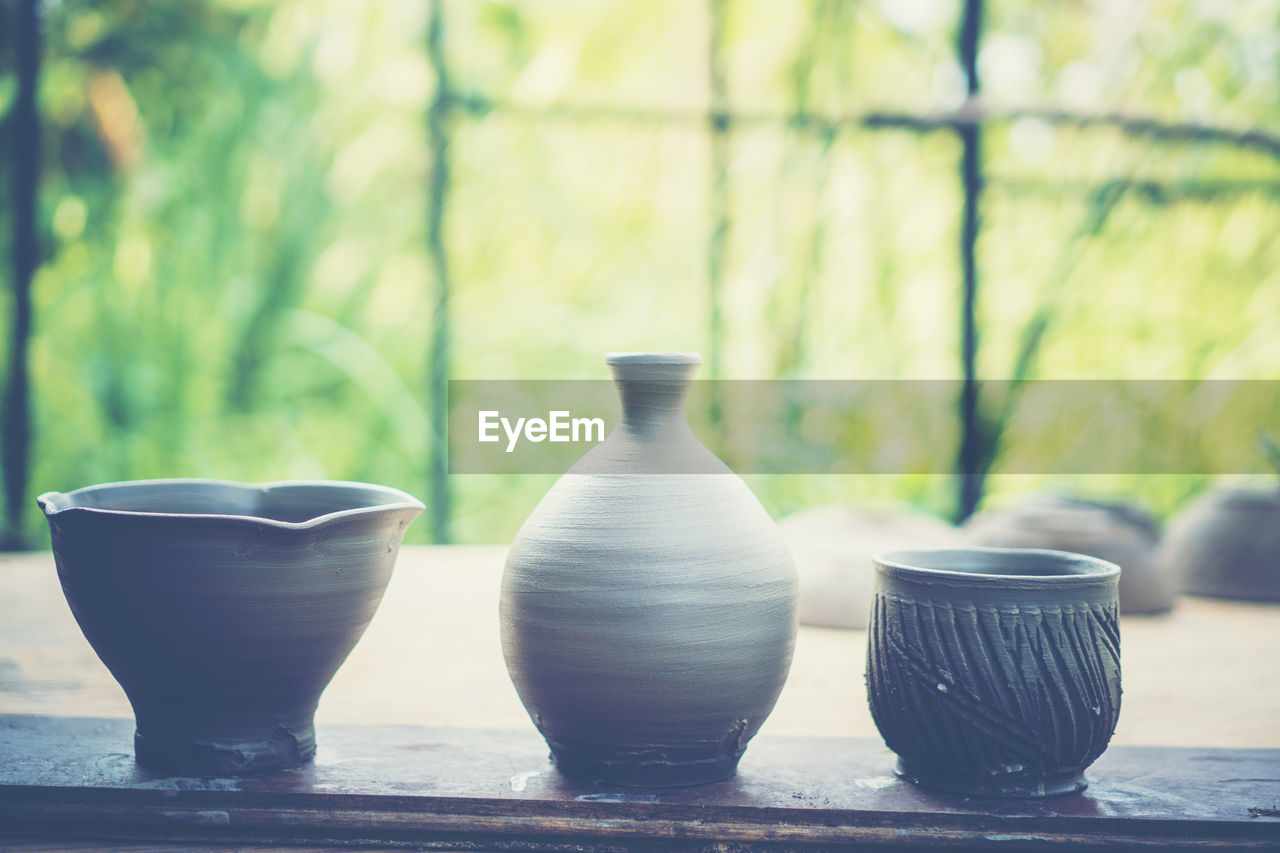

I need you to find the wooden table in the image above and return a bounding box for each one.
[2,545,1278,850]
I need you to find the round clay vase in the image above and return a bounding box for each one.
[500,352,798,787]
[867,547,1122,798]
[1159,486,1280,602]
[963,494,1175,614]
[38,479,423,775]
[780,504,962,629]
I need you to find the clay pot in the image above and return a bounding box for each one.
[867,547,1122,798]
[780,505,961,629]
[963,495,1175,614]
[1159,486,1280,602]
[38,479,423,775]
[501,352,798,787]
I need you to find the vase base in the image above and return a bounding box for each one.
[895,758,1087,798]
[549,744,741,788]
[134,721,316,776]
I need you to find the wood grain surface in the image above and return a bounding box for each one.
[1,715,1278,850]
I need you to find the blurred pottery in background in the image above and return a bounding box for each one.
[39,479,423,775]
[501,352,798,787]
[963,494,1175,614]
[867,547,1122,798]
[780,505,961,629]
[1159,485,1280,603]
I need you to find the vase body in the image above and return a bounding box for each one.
[867,547,1121,797]
[1159,486,1280,602]
[501,353,798,787]
[39,479,423,775]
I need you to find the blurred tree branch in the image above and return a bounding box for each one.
[954,0,986,525]
[1259,430,1280,479]
[994,177,1280,201]
[455,94,1280,164]
[864,100,1280,161]
[706,0,728,423]
[2,0,40,550]
[426,0,454,544]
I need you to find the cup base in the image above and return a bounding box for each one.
[134,721,316,776]
[896,758,1087,798]
[549,745,739,788]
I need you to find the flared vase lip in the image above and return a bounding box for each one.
[605,352,703,385]
[605,352,703,366]
[36,478,425,531]
[874,546,1120,586]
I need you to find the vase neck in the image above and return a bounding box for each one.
[606,352,701,430]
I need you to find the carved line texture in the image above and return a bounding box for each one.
[868,593,1121,778]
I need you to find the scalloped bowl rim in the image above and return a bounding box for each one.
[37,478,425,531]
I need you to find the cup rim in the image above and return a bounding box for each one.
[873,546,1120,585]
[37,478,425,531]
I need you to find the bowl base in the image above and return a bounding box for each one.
[549,744,740,788]
[134,720,316,776]
[896,758,1087,798]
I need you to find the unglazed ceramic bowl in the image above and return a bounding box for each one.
[867,547,1121,798]
[38,479,423,775]
[1159,486,1280,602]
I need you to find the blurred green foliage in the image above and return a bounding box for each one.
[2,0,1279,545]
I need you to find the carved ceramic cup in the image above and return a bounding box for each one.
[39,479,423,776]
[867,547,1121,797]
